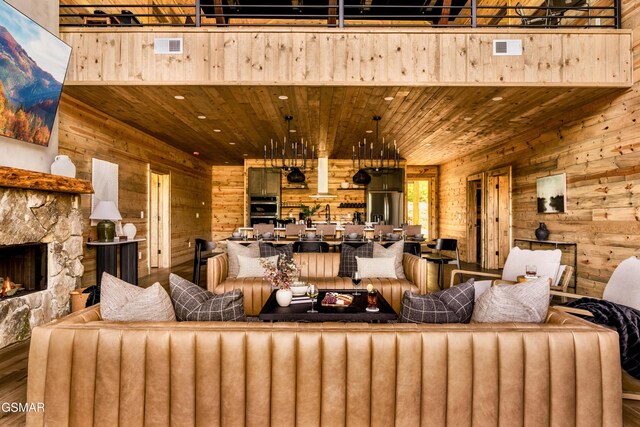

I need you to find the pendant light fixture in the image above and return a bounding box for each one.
[263,115,316,184]
[352,115,400,185]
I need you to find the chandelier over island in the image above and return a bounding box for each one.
[352,116,402,185]
[263,115,316,184]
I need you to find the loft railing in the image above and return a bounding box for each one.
[59,1,621,30]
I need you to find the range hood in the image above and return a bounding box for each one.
[309,157,336,199]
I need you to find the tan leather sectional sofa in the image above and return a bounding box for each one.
[207,252,428,315]
[27,305,622,426]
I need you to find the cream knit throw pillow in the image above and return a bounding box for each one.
[100,273,176,321]
[471,277,550,323]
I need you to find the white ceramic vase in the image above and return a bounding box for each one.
[50,155,76,178]
[276,288,293,307]
[123,223,137,239]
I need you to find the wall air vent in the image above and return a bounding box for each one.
[154,38,183,54]
[493,39,522,56]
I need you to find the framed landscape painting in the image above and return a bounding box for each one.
[0,1,72,146]
[537,173,566,213]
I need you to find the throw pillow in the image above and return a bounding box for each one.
[169,274,246,321]
[471,277,550,323]
[259,242,293,261]
[399,280,475,323]
[373,241,406,279]
[100,272,176,321]
[227,241,260,278]
[338,242,373,277]
[236,255,278,278]
[356,256,397,279]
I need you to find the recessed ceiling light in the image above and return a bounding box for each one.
[243,154,248,156]
[425,143,432,146]
[229,142,236,145]
[197,115,206,119]
[365,130,373,134]
[397,91,410,97]
[463,117,473,121]
[384,96,394,101]
[492,96,503,101]
[278,95,288,100]
[213,129,221,133]
[224,161,229,164]
[193,151,200,156]
[289,129,296,133]
[174,95,185,100]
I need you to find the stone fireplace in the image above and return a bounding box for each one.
[0,167,92,349]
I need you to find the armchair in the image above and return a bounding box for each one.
[450,246,563,299]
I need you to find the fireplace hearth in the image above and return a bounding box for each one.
[0,243,48,299]
[0,167,92,350]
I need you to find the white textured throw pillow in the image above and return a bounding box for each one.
[227,241,260,278]
[471,277,550,323]
[236,255,278,278]
[373,241,406,279]
[100,272,176,321]
[356,256,397,279]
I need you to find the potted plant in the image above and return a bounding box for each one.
[299,203,321,224]
[260,255,300,307]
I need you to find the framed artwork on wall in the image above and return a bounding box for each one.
[537,173,566,214]
[0,1,72,146]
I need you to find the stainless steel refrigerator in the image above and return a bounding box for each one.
[367,191,404,228]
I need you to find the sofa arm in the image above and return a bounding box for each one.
[402,253,428,294]
[206,253,229,292]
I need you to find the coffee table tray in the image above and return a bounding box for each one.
[258,289,397,323]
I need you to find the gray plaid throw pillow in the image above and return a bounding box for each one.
[338,242,373,277]
[169,274,246,321]
[400,279,475,323]
[259,242,293,261]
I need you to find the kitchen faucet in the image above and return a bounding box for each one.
[325,204,331,224]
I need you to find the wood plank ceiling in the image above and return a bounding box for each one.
[62,85,621,165]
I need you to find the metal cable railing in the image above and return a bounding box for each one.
[59,1,621,30]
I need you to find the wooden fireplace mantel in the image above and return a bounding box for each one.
[0,166,93,194]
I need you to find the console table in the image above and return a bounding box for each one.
[513,238,577,290]
[86,238,145,285]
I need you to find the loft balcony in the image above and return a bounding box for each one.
[59,1,621,29]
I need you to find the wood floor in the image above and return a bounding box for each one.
[1,261,639,426]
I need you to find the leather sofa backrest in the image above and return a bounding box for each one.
[294,252,341,277]
[26,306,622,427]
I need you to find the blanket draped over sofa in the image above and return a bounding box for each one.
[27,305,622,426]
[566,297,640,379]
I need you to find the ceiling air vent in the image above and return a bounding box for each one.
[493,40,522,56]
[154,38,183,54]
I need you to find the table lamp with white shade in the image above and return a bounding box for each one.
[90,201,122,242]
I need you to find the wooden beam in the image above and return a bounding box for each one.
[0,166,93,194]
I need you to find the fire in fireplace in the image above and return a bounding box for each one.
[0,243,48,299]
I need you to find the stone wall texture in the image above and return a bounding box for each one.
[0,188,84,348]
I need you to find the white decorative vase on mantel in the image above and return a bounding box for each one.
[276,288,293,307]
[50,155,76,178]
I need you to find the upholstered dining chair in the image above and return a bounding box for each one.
[285,223,306,237]
[423,238,461,289]
[402,224,422,236]
[315,224,336,237]
[373,224,394,237]
[343,224,365,236]
[253,223,274,236]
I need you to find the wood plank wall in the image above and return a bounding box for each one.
[58,95,212,286]
[60,28,631,87]
[212,166,245,240]
[438,3,640,297]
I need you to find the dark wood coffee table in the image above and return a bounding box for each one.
[258,289,397,323]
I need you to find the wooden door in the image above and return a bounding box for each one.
[485,167,511,270]
[466,176,483,265]
[150,171,171,269]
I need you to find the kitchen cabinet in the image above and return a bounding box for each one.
[248,168,281,196]
[367,168,404,191]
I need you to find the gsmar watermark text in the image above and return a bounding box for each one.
[1,402,45,413]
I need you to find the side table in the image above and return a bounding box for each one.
[86,238,145,285]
